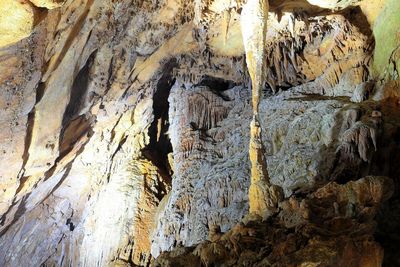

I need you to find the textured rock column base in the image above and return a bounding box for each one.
[248,118,283,219]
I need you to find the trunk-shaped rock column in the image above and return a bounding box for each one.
[241,0,283,219]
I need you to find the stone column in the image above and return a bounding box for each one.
[241,0,283,218]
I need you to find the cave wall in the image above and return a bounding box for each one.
[0,0,399,266]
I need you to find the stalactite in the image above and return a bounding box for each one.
[338,110,381,162]
[188,91,229,130]
[341,121,378,162]
[222,10,231,46]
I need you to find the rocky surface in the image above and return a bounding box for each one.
[153,175,393,267]
[0,0,399,266]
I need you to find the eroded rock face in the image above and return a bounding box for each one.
[0,0,399,266]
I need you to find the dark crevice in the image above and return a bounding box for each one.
[61,50,96,128]
[0,196,28,237]
[66,218,75,231]
[339,6,373,38]
[58,50,96,159]
[19,110,35,179]
[35,82,46,103]
[59,115,94,158]
[196,75,237,101]
[142,60,177,187]
[197,75,237,91]
[107,136,128,183]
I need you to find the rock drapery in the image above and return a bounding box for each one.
[0,0,399,266]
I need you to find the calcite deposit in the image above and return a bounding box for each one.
[0,0,399,266]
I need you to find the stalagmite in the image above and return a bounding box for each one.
[241,0,283,218]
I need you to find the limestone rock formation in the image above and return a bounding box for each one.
[154,176,394,267]
[0,0,400,266]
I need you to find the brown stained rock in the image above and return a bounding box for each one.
[208,225,223,242]
[154,176,392,267]
[312,176,394,208]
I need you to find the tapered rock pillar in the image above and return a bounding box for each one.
[241,0,282,218]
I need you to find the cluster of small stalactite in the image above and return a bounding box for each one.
[265,36,305,91]
[180,139,194,155]
[337,108,381,162]
[193,0,245,27]
[264,14,370,93]
[314,38,369,95]
[176,128,208,160]
[173,53,245,86]
[264,14,308,92]
[188,89,230,130]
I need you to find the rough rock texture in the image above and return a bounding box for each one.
[0,0,399,266]
[153,175,393,267]
[151,83,252,255]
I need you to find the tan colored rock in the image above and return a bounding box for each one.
[131,23,197,84]
[155,0,182,24]
[307,0,361,10]
[241,0,283,217]
[29,0,65,9]
[358,0,387,25]
[313,176,394,206]
[0,0,36,47]
[207,10,244,57]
